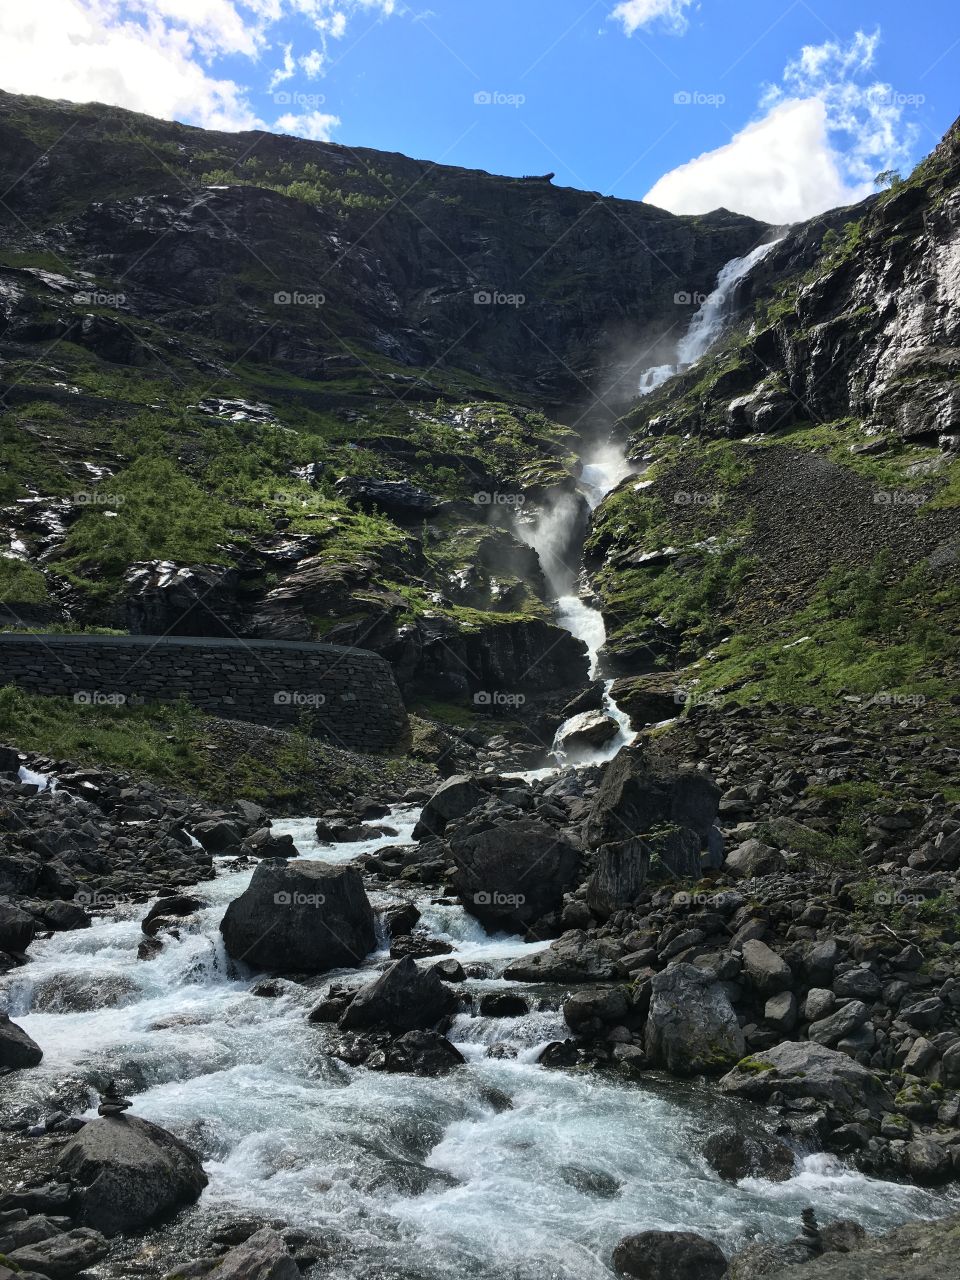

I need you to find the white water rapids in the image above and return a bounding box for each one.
[4,812,956,1277]
[3,237,956,1275]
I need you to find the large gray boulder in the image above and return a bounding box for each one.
[587,826,702,918]
[60,1114,207,1235]
[220,859,375,973]
[719,1041,891,1114]
[740,939,793,995]
[644,963,745,1075]
[449,819,580,928]
[413,775,486,840]
[339,956,457,1032]
[612,1230,727,1279]
[586,745,720,847]
[0,1011,43,1069]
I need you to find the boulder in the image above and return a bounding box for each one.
[740,939,793,995]
[644,963,745,1075]
[0,1012,43,1069]
[0,743,21,774]
[220,860,375,973]
[205,1226,298,1279]
[808,1000,870,1046]
[702,1127,795,1182]
[0,901,36,953]
[554,710,619,756]
[586,745,720,847]
[449,820,580,928]
[720,1041,891,1114]
[381,1029,465,1076]
[339,956,457,1032]
[191,817,243,852]
[59,1114,207,1235]
[7,1228,109,1279]
[725,839,786,878]
[413,775,487,840]
[142,894,206,938]
[612,1230,727,1280]
[608,676,679,729]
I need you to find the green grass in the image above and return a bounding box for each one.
[0,559,49,603]
[694,556,957,711]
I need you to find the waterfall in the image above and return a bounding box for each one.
[639,237,783,396]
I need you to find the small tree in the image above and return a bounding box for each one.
[874,169,902,191]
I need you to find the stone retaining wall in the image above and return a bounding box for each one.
[0,634,409,752]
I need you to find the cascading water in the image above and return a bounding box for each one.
[638,237,784,396]
[5,812,956,1279]
[4,236,951,1278]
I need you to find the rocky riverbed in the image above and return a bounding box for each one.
[3,719,960,1280]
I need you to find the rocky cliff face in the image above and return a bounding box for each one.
[0,90,764,699]
[585,117,960,715]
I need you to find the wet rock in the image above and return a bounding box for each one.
[142,893,206,937]
[449,819,580,928]
[190,817,244,852]
[7,1227,109,1279]
[379,1030,466,1076]
[339,956,457,1032]
[335,476,441,523]
[479,992,529,1017]
[220,860,375,973]
[60,1114,208,1235]
[559,1165,622,1197]
[644,963,745,1075]
[0,1011,43,1069]
[702,1128,795,1182]
[612,1230,727,1280]
[197,1225,299,1279]
[31,972,137,1013]
[555,710,619,755]
[431,958,466,983]
[906,1137,952,1184]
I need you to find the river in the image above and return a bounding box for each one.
[3,241,956,1277]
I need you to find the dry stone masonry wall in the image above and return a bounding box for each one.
[0,635,409,752]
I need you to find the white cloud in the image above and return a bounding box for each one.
[274,109,342,140]
[0,0,260,130]
[610,0,695,36]
[644,30,919,223]
[0,0,401,137]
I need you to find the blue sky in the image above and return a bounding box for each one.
[2,1,957,222]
